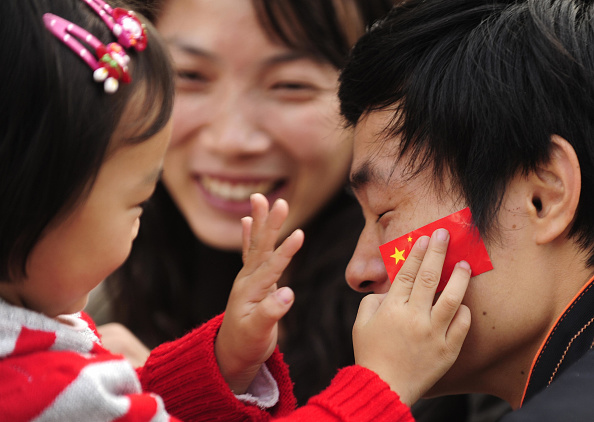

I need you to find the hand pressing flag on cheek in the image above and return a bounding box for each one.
[379,207,493,292]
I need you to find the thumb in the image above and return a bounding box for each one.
[354,293,386,327]
[250,287,295,334]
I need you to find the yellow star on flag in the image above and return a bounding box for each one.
[407,236,413,242]
[390,247,406,265]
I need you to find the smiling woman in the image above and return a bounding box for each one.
[158,0,354,249]
[88,0,394,406]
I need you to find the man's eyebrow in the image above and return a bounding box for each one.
[350,161,380,192]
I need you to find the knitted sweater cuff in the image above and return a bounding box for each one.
[138,313,296,421]
[308,366,415,422]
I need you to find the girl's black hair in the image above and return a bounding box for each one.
[0,0,174,280]
[103,0,396,405]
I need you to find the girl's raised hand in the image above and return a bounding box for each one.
[215,193,304,394]
[353,228,472,406]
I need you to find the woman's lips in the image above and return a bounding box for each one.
[196,174,287,215]
[201,175,278,201]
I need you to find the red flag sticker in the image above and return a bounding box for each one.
[379,207,493,292]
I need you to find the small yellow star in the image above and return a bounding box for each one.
[390,247,406,265]
[407,236,413,242]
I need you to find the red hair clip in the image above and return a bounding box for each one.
[43,13,131,93]
[42,0,148,93]
[80,0,147,51]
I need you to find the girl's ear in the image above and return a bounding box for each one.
[527,135,581,244]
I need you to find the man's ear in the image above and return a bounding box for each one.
[528,135,581,244]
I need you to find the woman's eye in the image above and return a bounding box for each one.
[272,81,313,91]
[270,81,317,101]
[175,70,210,91]
[176,70,207,82]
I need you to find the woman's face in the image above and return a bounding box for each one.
[157,0,353,250]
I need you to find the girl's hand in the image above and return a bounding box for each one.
[353,228,472,406]
[215,193,304,394]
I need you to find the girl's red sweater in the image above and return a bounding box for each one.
[0,298,413,421]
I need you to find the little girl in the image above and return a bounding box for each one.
[0,0,472,420]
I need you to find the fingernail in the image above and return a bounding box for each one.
[275,287,293,304]
[435,228,449,242]
[457,260,471,273]
[274,198,287,208]
[417,236,430,250]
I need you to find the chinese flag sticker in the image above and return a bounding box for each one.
[379,207,493,292]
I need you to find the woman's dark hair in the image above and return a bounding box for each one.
[140,0,396,67]
[103,0,396,404]
[0,0,174,281]
[339,0,594,267]
[252,0,397,68]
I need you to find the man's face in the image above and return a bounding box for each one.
[347,110,554,402]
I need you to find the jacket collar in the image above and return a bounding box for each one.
[521,275,594,404]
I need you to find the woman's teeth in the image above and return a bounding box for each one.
[201,176,277,201]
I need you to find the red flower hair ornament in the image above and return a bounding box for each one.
[43,0,147,94]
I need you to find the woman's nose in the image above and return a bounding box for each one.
[345,228,391,294]
[201,90,271,157]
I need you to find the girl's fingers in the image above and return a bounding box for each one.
[249,229,304,291]
[241,194,268,272]
[265,197,289,231]
[388,235,429,302]
[407,229,449,311]
[245,194,270,266]
[241,216,253,264]
[354,293,386,328]
[243,194,289,271]
[249,193,269,235]
[432,260,471,330]
[445,304,472,353]
[255,198,289,256]
[250,287,295,334]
